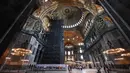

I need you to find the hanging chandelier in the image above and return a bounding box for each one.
[103,48,125,54]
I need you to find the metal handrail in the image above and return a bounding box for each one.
[98,0,130,44]
[104,0,130,30]
[0,0,33,44]
[0,0,35,71]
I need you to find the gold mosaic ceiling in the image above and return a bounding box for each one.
[33,0,104,46]
[64,30,83,46]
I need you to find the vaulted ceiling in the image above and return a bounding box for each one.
[32,0,104,47]
[64,30,83,46]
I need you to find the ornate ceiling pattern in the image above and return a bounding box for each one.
[56,6,86,28]
[31,0,104,46]
[64,31,83,46]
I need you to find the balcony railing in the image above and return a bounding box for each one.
[84,27,117,52]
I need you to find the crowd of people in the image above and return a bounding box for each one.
[67,64,109,73]
[68,64,87,71]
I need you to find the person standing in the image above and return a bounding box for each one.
[97,68,101,73]
[68,65,71,73]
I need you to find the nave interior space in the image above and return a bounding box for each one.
[0,0,130,73]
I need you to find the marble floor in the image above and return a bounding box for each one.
[2,69,127,73]
[26,69,102,73]
[70,69,98,73]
